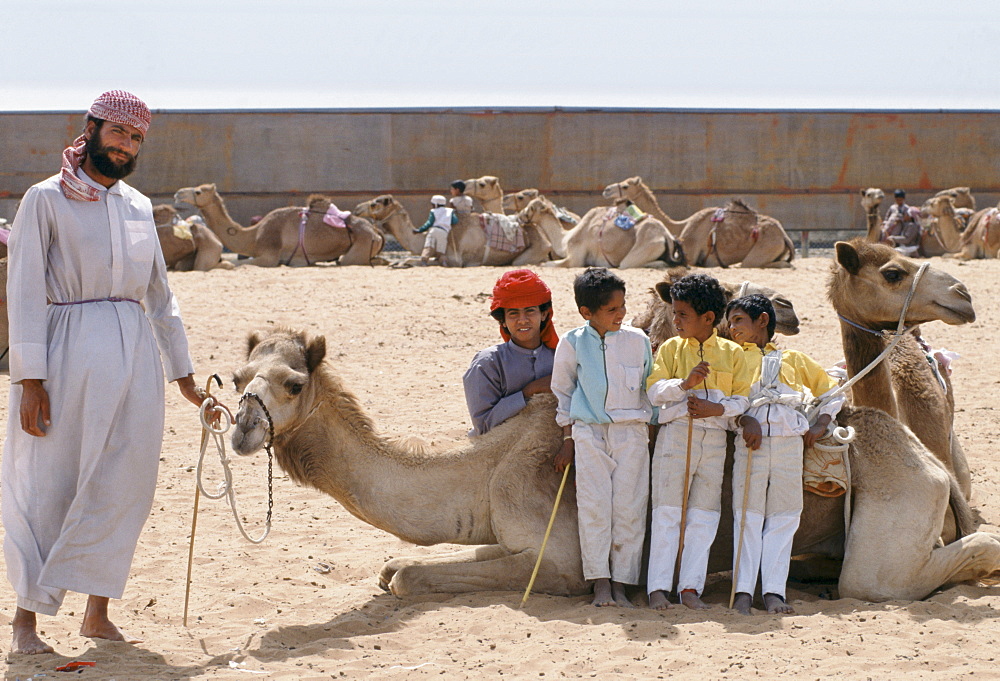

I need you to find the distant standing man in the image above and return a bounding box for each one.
[4,91,217,654]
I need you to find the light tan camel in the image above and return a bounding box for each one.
[502,189,581,225]
[954,203,1000,260]
[630,269,800,351]
[933,186,976,211]
[541,201,687,269]
[829,239,971,498]
[462,176,505,214]
[230,327,1000,602]
[916,195,965,257]
[353,194,562,267]
[860,187,885,242]
[152,204,233,272]
[603,177,795,268]
[174,184,383,267]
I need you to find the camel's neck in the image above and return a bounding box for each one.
[933,210,962,252]
[276,398,496,546]
[534,213,568,259]
[198,194,259,255]
[630,184,685,235]
[840,321,897,417]
[865,205,881,242]
[384,209,423,254]
[479,195,504,213]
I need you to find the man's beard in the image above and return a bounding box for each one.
[85,132,138,180]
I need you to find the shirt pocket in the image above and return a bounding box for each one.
[607,363,645,411]
[124,219,156,264]
[711,370,733,395]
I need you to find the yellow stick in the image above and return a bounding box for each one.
[183,376,218,627]
[673,415,694,593]
[520,463,572,608]
[729,444,756,609]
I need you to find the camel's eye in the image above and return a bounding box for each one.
[882,268,906,284]
[288,382,303,396]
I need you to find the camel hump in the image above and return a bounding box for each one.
[308,194,333,212]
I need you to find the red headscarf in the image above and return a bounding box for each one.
[490,269,559,349]
[60,90,152,202]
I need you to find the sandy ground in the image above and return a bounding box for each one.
[2,256,1000,680]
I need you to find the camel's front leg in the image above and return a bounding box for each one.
[617,223,668,269]
[379,545,508,591]
[738,234,794,268]
[192,229,230,271]
[339,229,383,266]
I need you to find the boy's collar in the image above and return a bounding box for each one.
[585,320,620,338]
[741,340,778,352]
[682,328,719,347]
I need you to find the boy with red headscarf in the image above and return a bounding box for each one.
[463,269,558,435]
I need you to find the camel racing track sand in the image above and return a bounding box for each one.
[2,256,1000,680]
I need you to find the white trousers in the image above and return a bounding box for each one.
[648,421,727,595]
[572,421,649,584]
[732,435,804,598]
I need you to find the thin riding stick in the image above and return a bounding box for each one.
[183,375,221,628]
[520,463,572,608]
[673,415,694,595]
[729,443,756,609]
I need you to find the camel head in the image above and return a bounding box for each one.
[174,183,220,209]
[354,194,400,222]
[463,176,503,201]
[919,195,955,229]
[860,187,885,213]
[517,197,568,259]
[933,186,975,211]
[828,238,975,330]
[502,188,539,213]
[602,176,644,201]
[231,328,327,456]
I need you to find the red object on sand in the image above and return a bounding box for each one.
[56,660,97,671]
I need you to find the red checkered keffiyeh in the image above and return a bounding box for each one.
[59,90,152,202]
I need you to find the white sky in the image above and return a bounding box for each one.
[2,0,998,111]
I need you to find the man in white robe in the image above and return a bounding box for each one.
[4,90,216,654]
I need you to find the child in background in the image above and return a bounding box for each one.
[449,180,475,214]
[551,268,654,608]
[726,294,845,615]
[414,194,458,265]
[646,274,751,610]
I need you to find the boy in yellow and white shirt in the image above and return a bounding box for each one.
[646,274,751,611]
[726,294,845,616]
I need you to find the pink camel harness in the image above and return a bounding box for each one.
[285,205,352,266]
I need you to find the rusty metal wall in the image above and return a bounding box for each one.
[2,108,998,236]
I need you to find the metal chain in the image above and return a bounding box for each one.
[240,392,275,528]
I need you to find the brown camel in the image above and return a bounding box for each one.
[462,176,505,214]
[174,184,384,267]
[541,200,687,269]
[152,204,233,271]
[954,203,1000,260]
[230,327,1000,603]
[353,194,562,267]
[630,269,800,351]
[828,239,971,498]
[917,195,965,257]
[933,186,976,211]
[603,177,795,268]
[860,187,885,242]
[502,189,581,225]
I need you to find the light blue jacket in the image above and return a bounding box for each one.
[551,322,655,427]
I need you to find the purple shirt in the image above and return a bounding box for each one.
[463,340,555,435]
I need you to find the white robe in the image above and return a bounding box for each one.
[3,169,193,615]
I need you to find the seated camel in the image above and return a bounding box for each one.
[933,186,976,211]
[502,189,580,226]
[603,177,795,268]
[915,195,967,257]
[174,184,384,267]
[953,202,1000,260]
[152,204,233,271]
[353,194,563,267]
[230,325,1000,604]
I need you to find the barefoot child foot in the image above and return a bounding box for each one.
[610,581,636,608]
[680,589,710,610]
[732,592,754,615]
[592,578,615,607]
[648,590,673,610]
[764,593,794,614]
[11,608,55,655]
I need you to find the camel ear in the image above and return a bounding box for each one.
[654,281,673,303]
[835,241,862,275]
[305,335,327,373]
[246,331,263,358]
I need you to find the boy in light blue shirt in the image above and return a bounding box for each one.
[551,268,654,608]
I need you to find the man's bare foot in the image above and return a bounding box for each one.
[11,608,55,655]
[732,592,753,615]
[610,581,635,608]
[592,578,614,606]
[679,589,710,610]
[648,590,673,610]
[764,593,794,614]
[80,596,142,643]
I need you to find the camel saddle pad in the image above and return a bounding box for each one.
[802,437,848,498]
[172,219,194,241]
[480,213,525,252]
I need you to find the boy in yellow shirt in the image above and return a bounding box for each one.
[646,274,751,610]
[727,294,845,615]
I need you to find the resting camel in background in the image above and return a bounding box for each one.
[152,204,233,271]
[174,184,384,267]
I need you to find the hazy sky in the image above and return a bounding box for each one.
[3,0,998,111]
